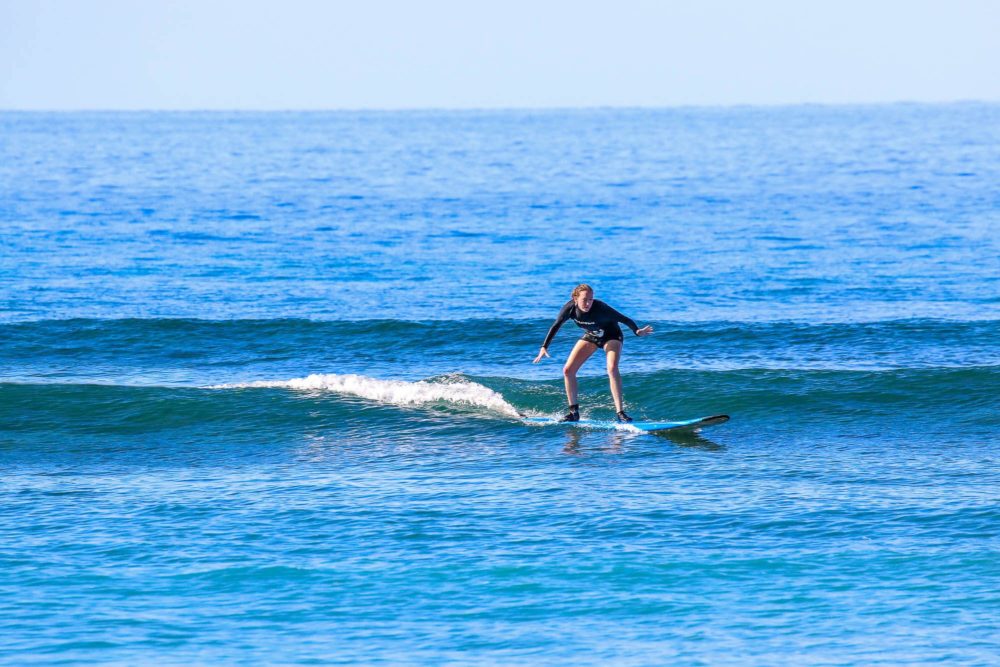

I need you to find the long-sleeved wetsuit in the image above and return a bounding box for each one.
[541,299,640,350]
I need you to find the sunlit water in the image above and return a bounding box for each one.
[2,106,998,664]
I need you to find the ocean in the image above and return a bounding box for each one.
[1,105,998,664]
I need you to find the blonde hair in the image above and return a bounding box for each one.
[571,284,593,300]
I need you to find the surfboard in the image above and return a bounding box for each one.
[523,414,729,435]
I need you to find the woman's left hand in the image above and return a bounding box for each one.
[636,325,654,337]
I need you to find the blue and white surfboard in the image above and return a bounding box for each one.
[523,414,729,435]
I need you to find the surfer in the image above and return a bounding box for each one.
[533,284,653,423]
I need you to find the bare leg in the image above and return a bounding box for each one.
[604,339,624,412]
[563,339,597,407]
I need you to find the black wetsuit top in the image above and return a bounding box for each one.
[541,299,640,349]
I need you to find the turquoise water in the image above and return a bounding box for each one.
[2,106,999,664]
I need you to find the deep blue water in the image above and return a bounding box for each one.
[1,106,999,664]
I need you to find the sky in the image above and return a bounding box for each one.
[1,0,998,110]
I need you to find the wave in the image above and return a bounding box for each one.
[3,366,996,438]
[2,319,999,391]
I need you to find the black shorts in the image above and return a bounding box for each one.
[581,330,624,349]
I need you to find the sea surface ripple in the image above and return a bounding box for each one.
[1,106,998,665]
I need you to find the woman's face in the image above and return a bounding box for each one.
[575,291,594,312]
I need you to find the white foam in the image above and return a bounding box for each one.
[211,373,521,417]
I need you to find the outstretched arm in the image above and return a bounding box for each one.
[609,306,652,337]
[535,301,573,362]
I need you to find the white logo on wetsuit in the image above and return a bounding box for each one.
[574,319,602,337]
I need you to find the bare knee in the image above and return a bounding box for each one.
[563,365,577,379]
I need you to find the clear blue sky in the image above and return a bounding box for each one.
[2,0,998,110]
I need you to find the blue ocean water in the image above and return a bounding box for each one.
[1,105,998,664]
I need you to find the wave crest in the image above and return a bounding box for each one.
[211,373,522,417]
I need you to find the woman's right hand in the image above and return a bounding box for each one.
[533,347,550,364]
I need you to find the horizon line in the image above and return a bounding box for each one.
[2,99,998,114]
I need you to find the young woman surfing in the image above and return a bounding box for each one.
[533,284,653,422]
